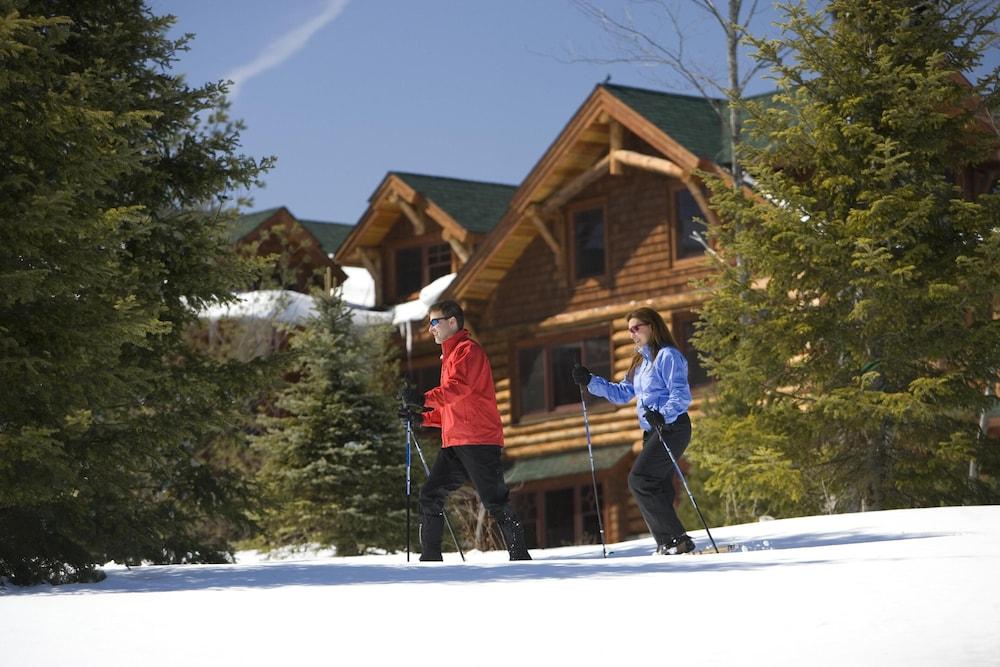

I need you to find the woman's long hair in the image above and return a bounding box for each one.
[625,307,679,382]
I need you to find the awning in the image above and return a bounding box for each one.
[504,444,633,486]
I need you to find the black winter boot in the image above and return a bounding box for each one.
[496,509,532,561]
[419,513,445,562]
[656,534,695,555]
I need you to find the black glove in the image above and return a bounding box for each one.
[398,406,423,427]
[571,364,592,386]
[643,407,666,430]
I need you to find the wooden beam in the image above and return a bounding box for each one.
[612,149,686,180]
[533,290,708,331]
[527,207,562,259]
[540,154,611,214]
[392,193,427,235]
[609,120,624,176]
[357,247,383,307]
[441,229,471,264]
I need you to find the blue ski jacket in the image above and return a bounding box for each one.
[586,344,692,431]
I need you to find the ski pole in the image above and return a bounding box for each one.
[578,383,608,558]
[645,406,719,554]
[404,415,466,562]
[405,415,412,562]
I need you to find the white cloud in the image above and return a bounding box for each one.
[224,0,350,100]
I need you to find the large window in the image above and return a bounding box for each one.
[571,206,606,280]
[517,333,611,419]
[512,482,604,548]
[675,189,708,259]
[393,242,452,299]
[395,246,423,297]
[673,312,710,387]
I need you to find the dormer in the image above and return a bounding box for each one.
[336,172,515,307]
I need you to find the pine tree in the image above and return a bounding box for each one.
[692,0,1000,520]
[0,2,274,584]
[254,294,408,556]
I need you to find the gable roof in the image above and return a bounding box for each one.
[298,219,354,256]
[448,82,741,305]
[602,84,727,164]
[391,172,516,234]
[232,207,353,256]
[336,172,517,268]
[229,207,283,243]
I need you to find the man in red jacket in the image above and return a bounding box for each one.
[404,300,531,562]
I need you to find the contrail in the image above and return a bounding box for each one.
[224,0,350,100]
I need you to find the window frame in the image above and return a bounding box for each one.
[512,326,615,423]
[565,197,610,284]
[387,235,455,302]
[512,479,606,549]
[671,185,710,262]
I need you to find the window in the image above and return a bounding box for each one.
[579,483,604,545]
[393,242,452,300]
[512,493,539,549]
[572,207,606,279]
[395,246,423,297]
[673,312,710,387]
[426,243,452,282]
[544,488,576,547]
[516,333,611,419]
[512,482,604,548]
[675,189,707,259]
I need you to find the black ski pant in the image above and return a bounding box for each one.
[629,412,691,547]
[419,444,529,559]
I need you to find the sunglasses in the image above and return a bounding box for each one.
[628,323,649,334]
[429,317,452,327]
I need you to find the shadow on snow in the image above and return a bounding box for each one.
[10,528,952,596]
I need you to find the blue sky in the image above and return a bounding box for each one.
[151,1,998,225]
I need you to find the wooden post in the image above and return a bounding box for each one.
[609,120,624,176]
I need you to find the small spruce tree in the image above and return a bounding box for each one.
[254,294,408,556]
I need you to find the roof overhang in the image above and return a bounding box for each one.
[337,173,476,267]
[446,85,733,306]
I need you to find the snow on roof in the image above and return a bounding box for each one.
[197,290,319,324]
[194,271,455,331]
[392,272,455,326]
[337,266,376,308]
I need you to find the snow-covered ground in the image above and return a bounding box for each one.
[3,506,999,666]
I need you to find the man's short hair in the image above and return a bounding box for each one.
[430,299,464,329]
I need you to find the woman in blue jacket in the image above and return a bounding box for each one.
[572,307,695,555]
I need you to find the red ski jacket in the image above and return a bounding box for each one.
[422,329,504,447]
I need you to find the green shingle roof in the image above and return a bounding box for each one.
[504,444,633,485]
[299,219,354,256]
[604,83,727,163]
[602,83,782,166]
[231,208,354,256]
[392,172,517,234]
[229,207,283,242]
